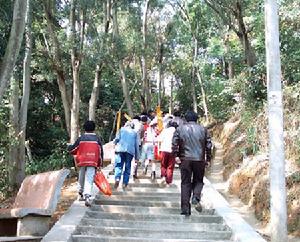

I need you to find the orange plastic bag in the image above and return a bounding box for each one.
[94,170,112,196]
[154,145,162,161]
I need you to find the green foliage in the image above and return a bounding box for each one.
[0,0,13,59]
[25,140,73,175]
[205,77,235,121]
[0,163,11,200]
[240,109,260,156]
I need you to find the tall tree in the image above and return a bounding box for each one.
[112,1,134,117]
[0,0,27,103]
[265,0,287,241]
[141,0,151,111]
[204,0,256,67]
[89,0,111,121]
[70,0,86,143]
[8,0,31,187]
[43,0,72,135]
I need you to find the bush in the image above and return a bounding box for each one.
[26,140,73,175]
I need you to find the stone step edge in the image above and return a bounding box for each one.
[72,234,232,242]
[203,177,266,242]
[85,210,223,222]
[74,226,232,239]
[80,218,230,230]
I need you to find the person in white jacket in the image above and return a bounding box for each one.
[157,120,178,186]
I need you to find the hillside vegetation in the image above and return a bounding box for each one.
[213,83,300,235]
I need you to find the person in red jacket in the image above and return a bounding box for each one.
[68,120,103,207]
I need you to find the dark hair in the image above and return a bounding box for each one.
[168,120,178,128]
[141,115,148,122]
[184,111,198,122]
[83,120,96,132]
[133,115,141,121]
[173,110,181,117]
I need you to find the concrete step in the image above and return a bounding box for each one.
[85,211,223,223]
[110,187,180,193]
[73,226,232,240]
[95,192,180,199]
[94,198,183,207]
[0,236,42,242]
[72,235,232,242]
[108,182,178,189]
[89,204,215,215]
[95,194,180,201]
[80,218,230,231]
[71,162,233,241]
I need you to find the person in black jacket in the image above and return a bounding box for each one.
[172,111,212,216]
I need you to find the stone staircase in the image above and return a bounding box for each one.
[71,165,232,242]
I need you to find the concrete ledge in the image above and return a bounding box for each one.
[203,177,266,242]
[41,201,88,242]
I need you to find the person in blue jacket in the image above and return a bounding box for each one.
[113,121,140,189]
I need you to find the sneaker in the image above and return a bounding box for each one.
[78,192,84,201]
[143,165,148,175]
[122,184,128,190]
[191,196,200,205]
[114,180,120,189]
[84,195,92,207]
[159,179,167,187]
[151,171,156,181]
[180,211,191,216]
[195,203,202,213]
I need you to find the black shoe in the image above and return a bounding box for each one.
[78,191,84,201]
[192,196,200,205]
[143,166,148,175]
[114,180,120,189]
[133,174,138,180]
[151,171,156,180]
[180,211,191,216]
[195,203,202,213]
[84,195,92,207]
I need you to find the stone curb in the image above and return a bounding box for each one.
[203,177,267,242]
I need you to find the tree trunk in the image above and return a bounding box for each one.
[18,0,32,186]
[265,1,287,241]
[235,2,256,67]
[169,76,174,114]
[0,0,27,103]
[70,0,86,143]
[89,65,101,121]
[112,2,134,117]
[141,0,151,110]
[43,0,71,135]
[223,33,234,79]
[88,0,111,120]
[8,75,19,189]
[157,41,164,107]
[70,0,80,143]
[191,34,198,113]
[196,72,209,123]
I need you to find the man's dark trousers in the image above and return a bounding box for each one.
[180,159,206,214]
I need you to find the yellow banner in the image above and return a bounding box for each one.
[156,106,163,132]
[116,111,121,133]
[124,113,132,121]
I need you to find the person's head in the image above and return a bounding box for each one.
[173,109,181,117]
[184,111,198,122]
[168,120,178,128]
[133,115,141,121]
[83,120,96,132]
[124,121,135,129]
[147,109,155,120]
[140,115,148,123]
